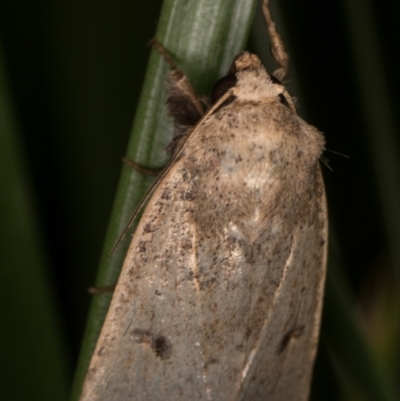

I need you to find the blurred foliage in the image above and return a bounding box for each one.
[0,0,399,400]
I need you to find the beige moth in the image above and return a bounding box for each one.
[79,0,328,399]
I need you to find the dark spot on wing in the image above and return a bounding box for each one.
[132,328,152,344]
[132,328,172,360]
[278,325,305,354]
[181,191,194,201]
[204,357,220,368]
[161,189,172,200]
[152,335,172,360]
[143,223,153,233]
[138,241,146,252]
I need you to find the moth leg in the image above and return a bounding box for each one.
[87,285,115,294]
[122,157,164,177]
[262,0,289,81]
[117,42,205,204]
[149,38,179,70]
[150,39,208,157]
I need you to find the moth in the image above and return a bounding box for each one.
[79,0,328,399]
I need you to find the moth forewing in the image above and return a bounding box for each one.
[79,2,327,400]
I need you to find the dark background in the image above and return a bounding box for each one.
[0,0,399,400]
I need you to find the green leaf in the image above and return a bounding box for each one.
[321,242,398,401]
[0,45,69,401]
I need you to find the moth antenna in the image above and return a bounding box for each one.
[109,165,172,256]
[262,0,289,81]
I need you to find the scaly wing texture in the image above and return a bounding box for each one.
[80,99,327,401]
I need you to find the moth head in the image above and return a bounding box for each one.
[211,51,296,112]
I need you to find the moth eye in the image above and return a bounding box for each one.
[278,93,290,108]
[211,75,237,103]
[270,75,282,85]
